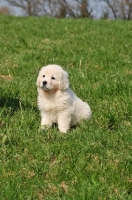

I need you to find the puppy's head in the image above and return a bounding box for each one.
[36,64,69,92]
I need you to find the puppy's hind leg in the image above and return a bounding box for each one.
[58,112,71,133]
[75,100,92,122]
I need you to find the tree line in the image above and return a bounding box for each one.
[0,0,132,20]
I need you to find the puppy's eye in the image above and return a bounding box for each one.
[43,75,45,77]
[51,77,55,80]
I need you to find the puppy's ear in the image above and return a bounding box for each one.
[36,66,45,87]
[59,70,69,90]
[36,76,40,87]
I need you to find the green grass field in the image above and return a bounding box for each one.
[0,15,132,199]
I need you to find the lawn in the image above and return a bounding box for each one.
[0,15,132,199]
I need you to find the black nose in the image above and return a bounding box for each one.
[43,81,47,85]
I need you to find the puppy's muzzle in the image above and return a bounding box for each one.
[43,81,47,86]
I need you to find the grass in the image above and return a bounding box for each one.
[0,15,132,199]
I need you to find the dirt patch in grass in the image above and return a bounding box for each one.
[0,74,13,80]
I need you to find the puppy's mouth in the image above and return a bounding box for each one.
[41,85,52,91]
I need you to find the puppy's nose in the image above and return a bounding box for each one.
[43,81,47,85]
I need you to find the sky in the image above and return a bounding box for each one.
[0,0,105,18]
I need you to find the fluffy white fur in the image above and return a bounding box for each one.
[36,64,92,133]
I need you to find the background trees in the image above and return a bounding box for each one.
[0,0,132,20]
[0,6,11,14]
[102,0,132,20]
[3,0,94,18]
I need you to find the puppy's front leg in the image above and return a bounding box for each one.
[41,111,52,130]
[58,112,71,133]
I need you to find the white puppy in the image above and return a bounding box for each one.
[36,64,92,133]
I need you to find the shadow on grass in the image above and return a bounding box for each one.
[0,96,21,131]
[0,96,20,112]
[0,88,20,113]
[0,96,37,115]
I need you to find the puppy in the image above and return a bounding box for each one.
[36,64,92,133]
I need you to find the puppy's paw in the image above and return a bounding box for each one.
[59,127,69,133]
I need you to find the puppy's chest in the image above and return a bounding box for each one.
[46,100,61,111]
[39,97,65,112]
